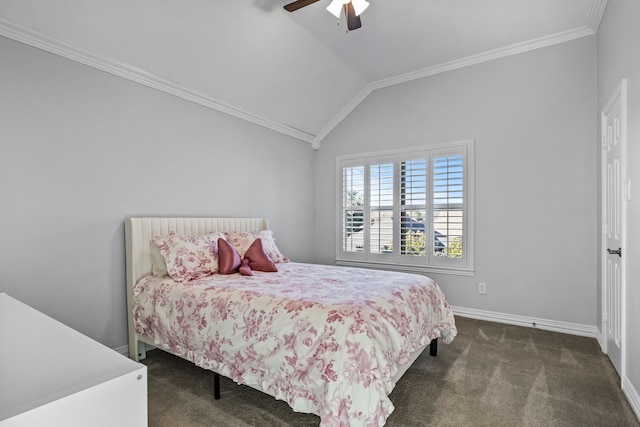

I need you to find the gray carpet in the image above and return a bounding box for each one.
[142,316,639,426]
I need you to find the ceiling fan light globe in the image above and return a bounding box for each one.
[326,0,344,18]
[351,0,369,16]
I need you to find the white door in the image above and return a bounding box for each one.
[601,79,627,376]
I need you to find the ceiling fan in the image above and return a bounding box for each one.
[283,0,370,31]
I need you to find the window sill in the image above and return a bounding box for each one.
[335,259,475,276]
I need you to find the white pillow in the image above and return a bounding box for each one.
[150,242,168,276]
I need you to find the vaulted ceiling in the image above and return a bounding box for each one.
[0,0,606,148]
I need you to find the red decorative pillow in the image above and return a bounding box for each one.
[243,239,278,272]
[239,259,253,276]
[217,238,241,274]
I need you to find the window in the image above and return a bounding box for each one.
[337,140,474,275]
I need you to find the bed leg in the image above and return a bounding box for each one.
[429,338,438,356]
[214,373,221,400]
[137,341,147,360]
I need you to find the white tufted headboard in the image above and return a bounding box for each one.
[124,217,268,360]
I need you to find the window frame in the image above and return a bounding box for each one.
[335,139,475,276]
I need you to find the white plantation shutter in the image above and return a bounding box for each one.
[337,140,474,274]
[369,162,394,255]
[399,158,427,258]
[341,163,365,253]
[431,147,467,268]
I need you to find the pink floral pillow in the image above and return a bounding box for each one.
[223,230,289,263]
[152,231,225,283]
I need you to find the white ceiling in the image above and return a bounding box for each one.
[0,0,607,147]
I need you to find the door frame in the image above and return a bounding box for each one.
[601,78,627,377]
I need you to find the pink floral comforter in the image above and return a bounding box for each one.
[133,262,456,426]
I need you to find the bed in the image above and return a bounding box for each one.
[125,217,457,426]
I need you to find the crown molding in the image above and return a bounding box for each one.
[312,84,373,150]
[369,26,596,91]
[0,18,315,145]
[587,0,608,32]
[313,25,598,145]
[1,9,604,149]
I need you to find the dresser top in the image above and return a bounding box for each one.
[0,293,143,421]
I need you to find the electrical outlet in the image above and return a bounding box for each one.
[478,282,487,295]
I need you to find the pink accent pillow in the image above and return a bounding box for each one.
[217,238,242,274]
[243,239,278,272]
[223,230,289,263]
[152,231,225,283]
[239,259,253,276]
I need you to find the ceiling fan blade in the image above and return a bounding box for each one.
[283,0,321,12]
[345,3,362,30]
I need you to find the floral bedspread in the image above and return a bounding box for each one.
[133,262,457,426]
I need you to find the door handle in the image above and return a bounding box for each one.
[607,247,622,257]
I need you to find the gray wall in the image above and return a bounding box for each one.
[597,0,640,409]
[0,24,607,366]
[0,36,316,350]
[315,36,598,327]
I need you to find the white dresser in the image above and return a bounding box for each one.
[0,293,147,426]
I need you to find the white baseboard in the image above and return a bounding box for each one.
[594,327,605,351]
[452,306,598,338]
[623,375,640,422]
